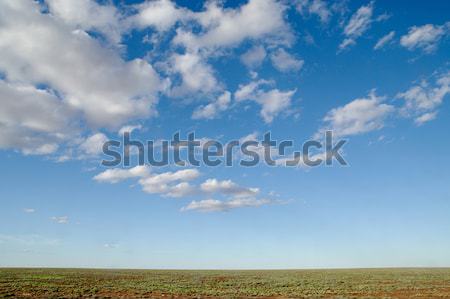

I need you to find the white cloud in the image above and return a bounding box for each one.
[0,80,73,155]
[79,133,108,156]
[296,0,331,24]
[200,179,259,197]
[414,111,437,125]
[192,91,231,120]
[397,72,449,124]
[94,167,199,197]
[118,125,142,136]
[169,52,219,97]
[240,46,267,69]
[400,23,449,53]
[270,48,304,72]
[51,216,68,224]
[130,0,187,32]
[374,31,395,50]
[23,208,35,213]
[46,0,123,43]
[94,165,150,184]
[92,166,276,209]
[138,169,200,198]
[235,80,296,123]
[181,197,272,212]
[173,0,291,51]
[0,0,161,129]
[339,2,374,50]
[317,90,394,138]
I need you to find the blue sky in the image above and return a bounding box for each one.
[0,0,449,269]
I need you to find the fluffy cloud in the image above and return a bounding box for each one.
[79,133,108,156]
[397,72,449,125]
[235,80,296,123]
[270,48,304,72]
[138,169,200,198]
[339,2,374,50]
[240,46,267,69]
[374,31,396,50]
[164,0,292,99]
[46,0,123,43]
[181,198,272,212]
[0,80,73,155]
[93,165,150,184]
[173,0,291,51]
[400,23,449,53]
[130,0,188,32]
[0,0,161,129]
[169,52,219,97]
[93,167,274,211]
[192,91,231,120]
[317,91,394,138]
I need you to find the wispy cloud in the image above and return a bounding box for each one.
[397,72,450,125]
[400,22,449,53]
[51,216,69,224]
[374,31,396,50]
[339,2,374,51]
[181,197,274,212]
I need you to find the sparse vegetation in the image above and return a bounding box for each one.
[1,268,450,298]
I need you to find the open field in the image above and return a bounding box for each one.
[1,268,450,298]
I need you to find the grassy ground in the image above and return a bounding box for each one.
[1,268,450,298]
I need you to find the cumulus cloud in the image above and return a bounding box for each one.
[130,0,188,32]
[317,90,394,138]
[339,2,374,50]
[79,133,108,156]
[374,31,395,50]
[240,46,267,69]
[400,23,449,53]
[235,80,296,123]
[169,52,219,97]
[0,0,161,129]
[94,165,150,184]
[46,0,123,43]
[173,0,291,51]
[270,48,304,72]
[163,0,292,99]
[397,72,449,125]
[192,91,231,120]
[181,197,272,212]
[0,80,73,154]
[93,166,275,211]
[138,169,200,198]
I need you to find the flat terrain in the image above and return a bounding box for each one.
[1,268,450,298]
